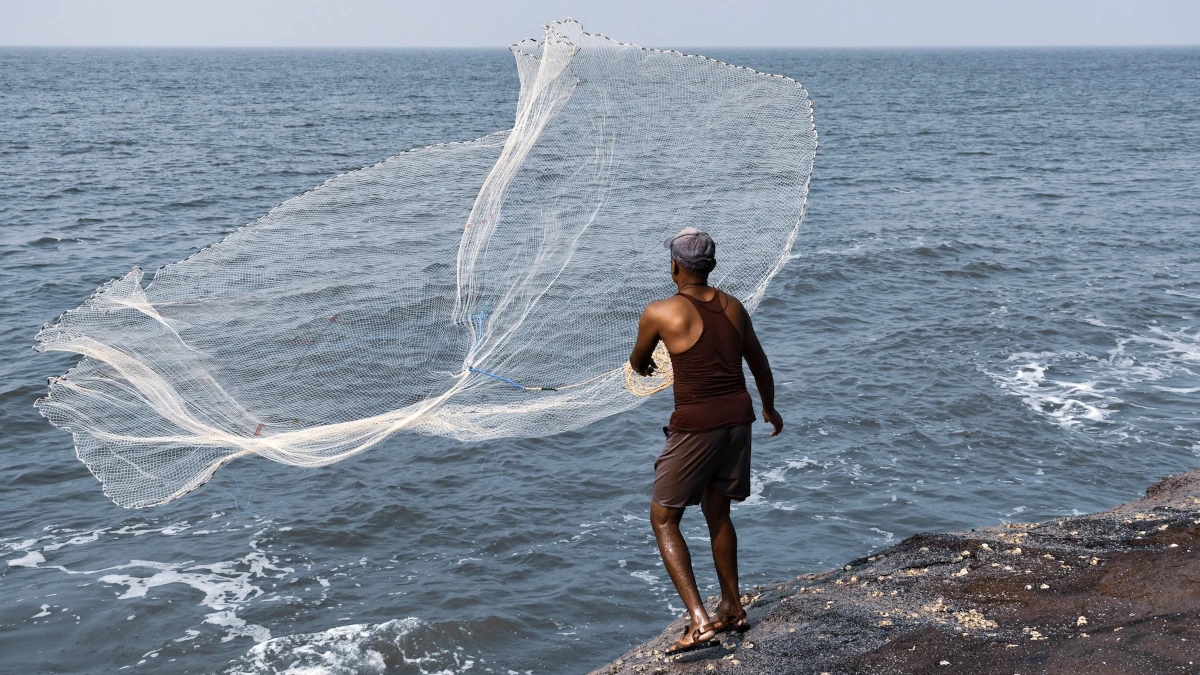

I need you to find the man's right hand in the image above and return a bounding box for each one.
[763,408,784,436]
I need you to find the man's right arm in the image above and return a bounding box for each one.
[742,309,783,436]
[629,303,663,376]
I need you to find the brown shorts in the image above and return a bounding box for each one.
[653,423,752,508]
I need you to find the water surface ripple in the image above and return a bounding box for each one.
[1,47,1198,674]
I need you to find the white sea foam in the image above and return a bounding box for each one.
[4,519,294,646]
[868,527,896,543]
[3,538,41,552]
[744,466,789,506]
[1134,326,1200,363]
[96,547,291,644]
[990,326,1200,431]
[991,357,1118,428]
[43,530,103,551]
[205,609,273,643]
[228,617,480,675]
[1001,505,1028,522]
[742,456,824,510]
[8,550,45,568]
[629,570,659,584]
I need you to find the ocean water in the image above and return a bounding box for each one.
[1,46,1199,674]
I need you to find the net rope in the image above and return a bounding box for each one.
[35,19,817,508]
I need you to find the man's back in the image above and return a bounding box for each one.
[642,287,746,355]
[631,284,780,436]
[661,289,755,433]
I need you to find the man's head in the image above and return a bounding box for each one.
[665,227,717,280]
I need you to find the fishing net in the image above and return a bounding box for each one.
[35,19,817,508]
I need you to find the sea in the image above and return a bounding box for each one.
[1,45,1198,674]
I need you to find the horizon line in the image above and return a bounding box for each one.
[3,42,1199,50]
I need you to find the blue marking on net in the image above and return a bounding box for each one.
[466,301,556,391]
[468,366,526,390]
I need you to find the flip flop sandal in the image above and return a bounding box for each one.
[665,622,720,656]
[713,610,750,633]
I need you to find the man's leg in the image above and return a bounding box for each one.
[700,488,743,620]
[650,500,715,642]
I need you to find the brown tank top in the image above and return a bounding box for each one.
[667,290,756,433]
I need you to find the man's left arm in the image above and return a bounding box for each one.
[629,304,662,376]
[742,308,783,436]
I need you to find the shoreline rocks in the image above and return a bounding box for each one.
[591,470,1200,675]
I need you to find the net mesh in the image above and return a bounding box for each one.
[35,20,817,508]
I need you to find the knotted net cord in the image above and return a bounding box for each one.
[35,20,817,508]
[622,343,675,397]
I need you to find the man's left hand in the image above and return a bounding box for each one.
[763,408,784,436]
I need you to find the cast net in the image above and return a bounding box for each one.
[35,20,817,508]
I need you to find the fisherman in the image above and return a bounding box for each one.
[629,227,784,655]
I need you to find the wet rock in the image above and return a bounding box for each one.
[591,469,1200,675]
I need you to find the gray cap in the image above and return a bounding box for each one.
[665,227,716,272]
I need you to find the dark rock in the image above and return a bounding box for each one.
[590,470,1200,675]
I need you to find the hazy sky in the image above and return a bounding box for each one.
[3,0,1199,48]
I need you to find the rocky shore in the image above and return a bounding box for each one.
[591,470,1200,675]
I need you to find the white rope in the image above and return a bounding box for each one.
[622,342,674,397]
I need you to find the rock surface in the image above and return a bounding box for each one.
[590,470,1200,675]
